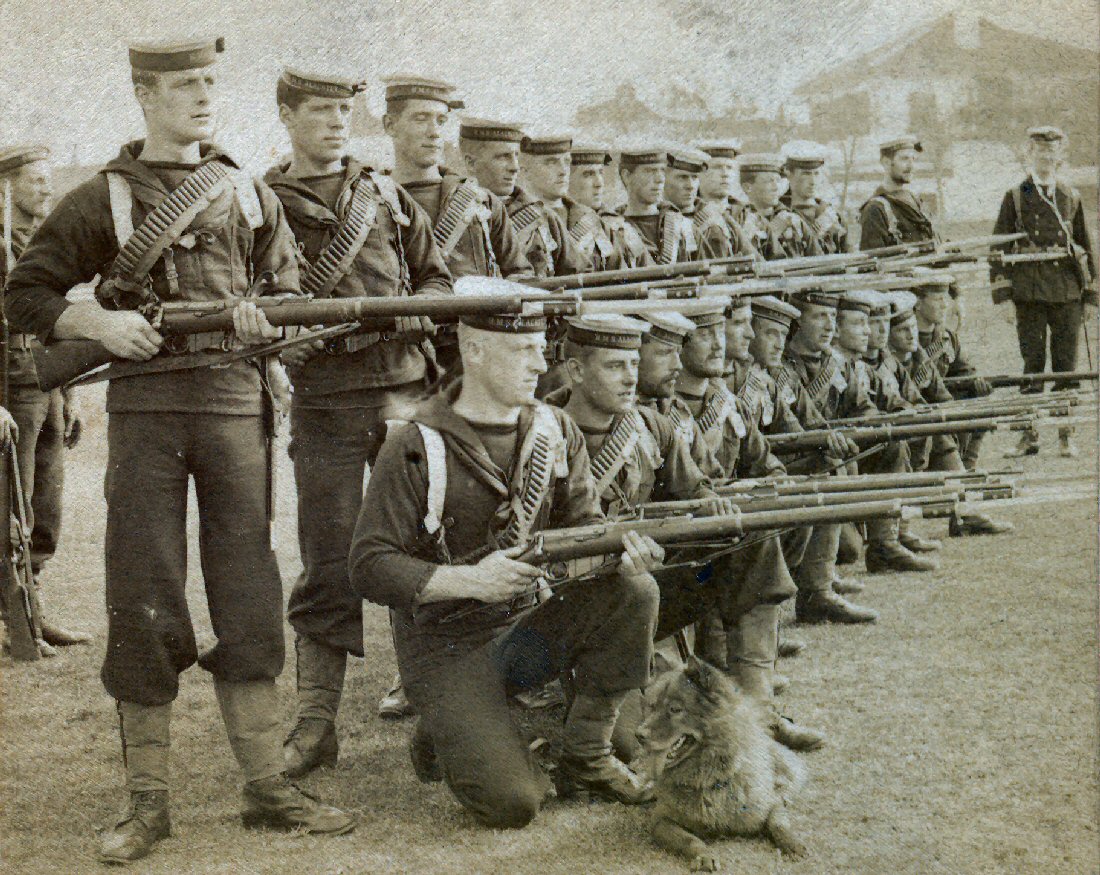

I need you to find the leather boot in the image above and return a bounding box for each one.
[899,518,941,553]
[899,530,942,553]
[98,791,171,864]
[865,540,940,572]
[948,512,1015,537]
[771,715,826,752]
[1058,426,1078,458]
[98,701,172,863]
[866,516,939,573]
[285,637,344,777]
[836,522,863,565]
[557,692,653,804]
[1004,427,1040,458]
[832,575,865,595]
[241,774,355,834]
[35,582,91,646]
[777,637,805,658]
[796,590,878,624]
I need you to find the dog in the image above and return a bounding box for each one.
[635,656,808,872]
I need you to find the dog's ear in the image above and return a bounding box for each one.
[684,655,722,703]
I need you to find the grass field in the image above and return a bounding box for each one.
[1,280,1097,874]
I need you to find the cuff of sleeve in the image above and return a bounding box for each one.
[33,296,74,343]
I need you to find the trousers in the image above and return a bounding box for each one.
[103,413,283,705]
[7,384,64,573]
[1015,300,1084,392]
[402,570,659,828]
[286,383,424,656]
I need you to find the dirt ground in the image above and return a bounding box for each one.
[1,277,1097,874]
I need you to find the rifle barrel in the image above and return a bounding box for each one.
[943,370,1099,388]
[644,485,962,516]
[766,418,1002,452]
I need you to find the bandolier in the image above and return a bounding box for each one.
[265,68,454,776]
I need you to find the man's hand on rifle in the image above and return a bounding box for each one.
[619,529,664,577]
[419,544,542,606]
[823,429,853,459]
[84,308,164,360]
[0,406,18,449]
[393,315,436,341]
[232,301,282,346]
[61,388,81,449]
[972,377,993,397]
[698,496,739,518]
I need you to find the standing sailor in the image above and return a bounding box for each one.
[0,144,89,650]
[782,146,849,254]
[616,149,694,265]
[265,68,453,763]
[5,38,354,863]
[739,155,822,260]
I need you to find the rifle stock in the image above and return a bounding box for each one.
[1,445,40,661]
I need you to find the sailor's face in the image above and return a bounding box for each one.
[868,314,890,351]
[467,142,521,197]
[139,67,219,144]
[682,323,726,378]
[795,303,836,352]
[481,332,548,405]
[523,152,571,201]
[915,290,948,326]
[624,165,665,206]
[749,318,788,368]
[723,307,755,360]
[9,160,53,219]
[744,171,780,209]
[283,95,353,164]
[835,310,870,355]
[889,316,920,355]
[576,347,639,415]
[638,339,683,398]
[569,164,605,210]
[885,148,917,184]
[386,98,448,169]
[664,169,699,211]
[699,157,736,200]
[787,167,818,201]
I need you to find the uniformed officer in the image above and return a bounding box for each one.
[616,149,694,264]
[566,144,652,271]
[265,68,454,767]
[782,145,850,254]
[458,123,583,278]
[0,145,89,651]
[991,126,1098,458]
[859,135,938,250]
[5,39,353,862]
[349,276,665,827]
[739,154,822,260]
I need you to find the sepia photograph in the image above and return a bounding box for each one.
[1,0,1097,871]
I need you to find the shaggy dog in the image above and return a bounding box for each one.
[635,656,808,871]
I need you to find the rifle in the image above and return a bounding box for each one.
[0,444,41,661]
[943,370,1099,389]
[524,244,923,292]
[31,276,739,390]
[764,417,1009,453]
[640,485,968,517]
[718,469,1007,496]
[825,400,1071,428]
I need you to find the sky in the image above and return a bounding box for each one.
[2,0,1097,169]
